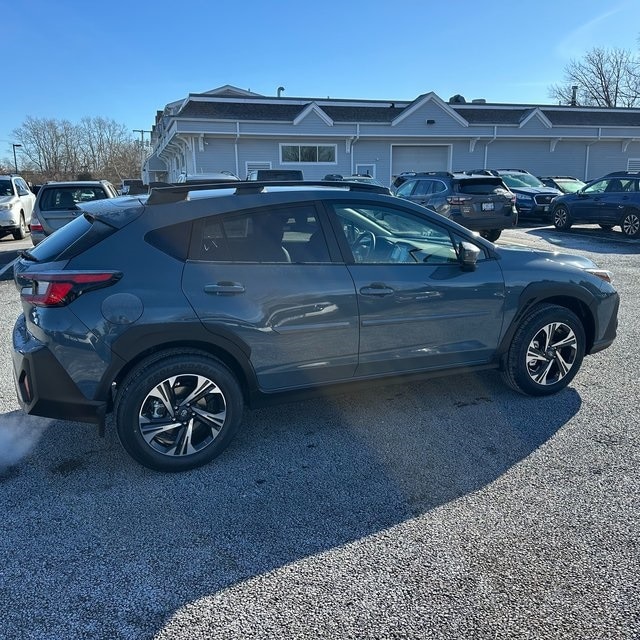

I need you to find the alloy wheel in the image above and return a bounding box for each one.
[525,322,578,386]
[139,373,227,457]
[622,213,640,237]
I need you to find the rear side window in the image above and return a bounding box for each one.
[456,178,506,195]
[191,204,330,263]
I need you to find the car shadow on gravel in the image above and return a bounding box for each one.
[0,370,581,637]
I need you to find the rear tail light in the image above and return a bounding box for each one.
[19,271,122,307]
[447,196,472,205]
[30,210,43,232]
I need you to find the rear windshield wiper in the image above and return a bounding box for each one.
[20,249,37,262]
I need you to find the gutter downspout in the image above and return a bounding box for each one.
[484,126,497,169]
[350,124,360,175]
[584,128,602,180]
[235,122,240,177]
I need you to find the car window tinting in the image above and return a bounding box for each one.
[457,178,506,195]
[192,205,331,263]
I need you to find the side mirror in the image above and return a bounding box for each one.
[458,241,480,271]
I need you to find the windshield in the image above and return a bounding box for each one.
[501,173,545,189]
[555,179,585,193]
[0,179,14,197]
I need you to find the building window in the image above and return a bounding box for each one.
[280,144,336,164]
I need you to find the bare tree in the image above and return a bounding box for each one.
[549,47,640,107]
[10,116,143,184]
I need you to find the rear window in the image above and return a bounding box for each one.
[38,186,108,211]
[456,178,507,195]
[26,215,115,262]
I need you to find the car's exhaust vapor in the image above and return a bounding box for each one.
[0,411,50,472]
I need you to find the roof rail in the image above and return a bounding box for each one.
[147,179,391,205]
[603,170,640,177]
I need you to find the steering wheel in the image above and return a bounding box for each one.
[351,230,376,261]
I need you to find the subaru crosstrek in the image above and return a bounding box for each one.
[12,181,619,471]
[551,171,640,237]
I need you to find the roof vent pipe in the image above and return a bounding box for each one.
[277,86,285,98]
[571,85,578,106]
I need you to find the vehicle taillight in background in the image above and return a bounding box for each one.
[19,271,122,307]
[30,210,43,232]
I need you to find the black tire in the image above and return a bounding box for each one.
[598,224,614,231]
[502,303,585,396]
[620,210,640,238]
[553,205,572,231]
[481,229,502,242]
[115,350,244,471]
[12,213,27,240]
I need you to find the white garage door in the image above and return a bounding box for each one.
[392,145,450,177]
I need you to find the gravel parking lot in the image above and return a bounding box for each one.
[0,226,638,639]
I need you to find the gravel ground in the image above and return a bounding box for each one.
[0,226,638,639]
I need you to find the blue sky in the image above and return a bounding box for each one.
[2,0,639,161]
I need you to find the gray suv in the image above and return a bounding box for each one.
[30,180,119,245]
[13,181,619,471]
[393,171,517,242]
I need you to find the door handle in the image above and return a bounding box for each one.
[204,282,245,295]
[360,283,394,296]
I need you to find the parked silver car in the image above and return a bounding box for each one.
[0,174,36,240]
[30,180,119,245]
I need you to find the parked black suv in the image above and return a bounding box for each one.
[12,181,619,471]
[550,171,640,237]
[470,169,562,220]
[393,171,517,241]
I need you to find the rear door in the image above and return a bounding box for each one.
[182,202,359,391]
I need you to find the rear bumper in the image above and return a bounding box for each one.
[12,315,106,424]
[449,211,518,231]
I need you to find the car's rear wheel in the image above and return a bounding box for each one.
[502,304,585,396]
[115,351,244,471]
[599,224,614,230]
[553,205,572,231]
[12,213,27,240]
[481,229,502,242]
[621,210,640,238]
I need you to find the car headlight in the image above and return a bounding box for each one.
[516,194,533,202]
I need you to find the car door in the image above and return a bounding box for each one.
[572,179,609,222]
[598,178,636,224]
[395,178,434,206]
[325,200,506,376]
[182,202,360,391]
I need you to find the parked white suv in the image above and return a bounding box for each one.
[0,175,36,240]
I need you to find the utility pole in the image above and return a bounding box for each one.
[133,129,152,178]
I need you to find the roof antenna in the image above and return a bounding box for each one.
[277,86,285,98]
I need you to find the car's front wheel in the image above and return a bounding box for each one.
[12,213,27,240]
[621,210,640,238]
[115,350,244,471]
[553,205,572,231]
[502,304,585,396]
[481,229,502,242]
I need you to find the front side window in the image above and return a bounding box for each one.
[329,201,485,265]
[280,144,336,164]
[583,180,608,194]
[193,204,331,263]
